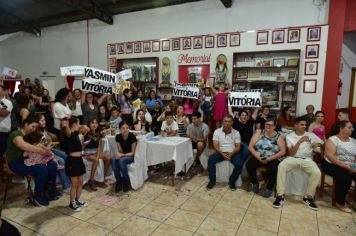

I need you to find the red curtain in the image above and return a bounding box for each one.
[3,80,17,96]
[66,76,75,91]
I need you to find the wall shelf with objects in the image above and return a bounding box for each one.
[116,57,159,95]
[232,50,300,115]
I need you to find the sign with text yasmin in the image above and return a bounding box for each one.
[228,91,262,108]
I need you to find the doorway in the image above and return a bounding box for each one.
[349,68,356,122]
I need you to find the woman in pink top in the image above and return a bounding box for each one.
[183,98,194,116]
[211,83,229,128]
[308,111,326,140]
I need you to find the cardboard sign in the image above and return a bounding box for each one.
[2,66,18,78]
[81,80,112,94]
[173,86,200,99]
[174,82,199,88]
[228,91,262,107]
[132,98,142,109]
[84,67,116,85]
[60,66,85,76]
[113,81,131,94]
[116,69,132,81]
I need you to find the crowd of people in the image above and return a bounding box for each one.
[0,77,355,213]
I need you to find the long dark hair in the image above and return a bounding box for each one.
[281,106,291,118]
[330,120,350,136]
[123,88,133,105]
[55,88,70,103]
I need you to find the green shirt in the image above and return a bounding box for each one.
[7,129,24,164]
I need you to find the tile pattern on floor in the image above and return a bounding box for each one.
[1,171,356,236]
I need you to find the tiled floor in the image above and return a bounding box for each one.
[2,172,356,236]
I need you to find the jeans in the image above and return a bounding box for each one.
[52,149,71,189]
[240,142,250,160]
[208,149,248,185]
[111,156,134,182]
[9,159,58,200]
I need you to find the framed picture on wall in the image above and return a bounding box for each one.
[183,37,191,50]
[303,79,317,93]
[205,35,214,48]
[304,61,318,75]
[125,42,133,54]
[162,40,170,51]
[117,43,124,54]
[134,42,141,53]
[152,41,160,52]
[172,38,180,50]
[110,68,117,73]
[109,44,116,55]
[287,29,300,43]
[257,31,268,45]
[143,41,151,52]
[287,58,299,66]
[230,33,240,46]
[307,27,321,42]
[272,30,284,44]
[193,36,203,49]
[109,58,116,67]
[305,44,319,59]
[217,34,227,47]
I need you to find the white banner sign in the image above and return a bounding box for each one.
[84,67,116,85]
[60,66,85,76]
[81,80,112,94]
[173,86,200,99]
[174,82,199,88]
[116,69,132,81]
[228,91,262,107]
[2,66,18,78]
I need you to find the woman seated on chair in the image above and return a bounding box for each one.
[113,121,137,192]
[133,109,151,134]
[322,120,356,213]
[83,117,111,190]
[6,115,60,206]
[246,118,286,198]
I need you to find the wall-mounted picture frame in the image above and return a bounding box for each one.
[134,42,141,53]
[162,40,170,51]
[193,36,203,49]
[172,38,180,51]
[287,58,299,67]
[143,41,151,52]
[257,31,268,45]
[303,79,317,93]
[109,58,116,67]
[287,28,300,43]
[183,37,191,50]
[117,43,124,54]
[109,44,116,55]
[304,61,318,75]
[236,70,248,79]
[217,34,227,47]
[125,42,133,54]
[272,30,284,44]
[273,58,285,67]
[110,68,117,73]
[230,33,240,46]
[205,35,214,48]
[305,44,319,59]
[152,41,160,52]
[307,27,321,42]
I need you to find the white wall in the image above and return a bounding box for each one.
[338,43,356,108]
[0,0,329,114]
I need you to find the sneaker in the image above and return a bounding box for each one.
[69,201,81,212]
[272,195,284,208]
[76,199,88,208]
[303,196,318,211]
[206,181,215,190]
[252,184,259,193]
[123,181,130,192]
[229,182,236,191]
[87,180,98,191]
[262,189,273,198]
[34,198,49,207]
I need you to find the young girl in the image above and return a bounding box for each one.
[119,88,135,127]
[211,83,229,128]
[61,117,88,211]
[174,106,190,137]
[83,118,111,189]
[201,87,212,126]
[98,105,110,129]
[114,121,137,192]
[133,109,151,133]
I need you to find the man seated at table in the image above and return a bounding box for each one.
[273,116,323,210]
[207,115,247,191]
[187,111,209,164]
[161,111,178,137]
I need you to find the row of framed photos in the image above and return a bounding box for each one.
[257,26,321,45]
[108,33,240,55]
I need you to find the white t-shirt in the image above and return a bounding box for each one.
[286,131,323,159]
[53,102,72,130]
[325,136,356,165]
[0,97,13,132]
[161,121,178,133]
[213,127,241,153]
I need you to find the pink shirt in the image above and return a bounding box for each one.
[183,100,193,115]
[24,143,53,166]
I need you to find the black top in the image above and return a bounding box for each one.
[255,115,274,130]
[84,133,100,149]
[233,117,255,143]
[352,122,356,140]
[63,131,82,153]
[115,132,137,154]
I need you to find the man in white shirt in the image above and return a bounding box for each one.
[207,115,247,190]
[0,85,13,159]
[161,111,178,137]
[273,117,323,210]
